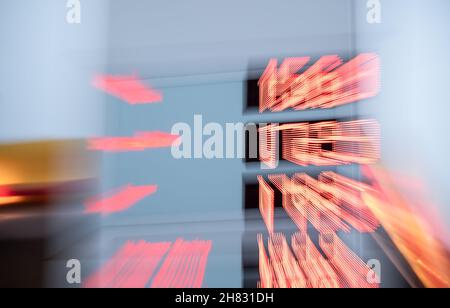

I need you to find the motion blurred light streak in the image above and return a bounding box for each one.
[0,186,18,206]
[259,124,278,169]
[319,172,379,232]
[83,241,171,288]
[268,233,307,288]
[264,172,380,234]
[85,184,158,215]
[362,165,450,288]
[258,234,276,288]
[258,176,275,234]
[259,233,347,288]
[319,233,379,288]
[291,233,339,288]
[269,174,346,234]
[88,131,181,152]
[0,186,11,197]
[84,239,212,288]
[259,53,380,112]
[93,74,163,104]
[151,239,212,288]
[260,119,380,169]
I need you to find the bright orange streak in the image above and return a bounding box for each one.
[151,239,212,288]
[83,241,172,288]
[85,185,157,215]
[0,186,11,197]
[319,233,379,288]
[258,176,275,234]
[88,132,181,152]
[259,53,380,112]
[362,165,450,288]
[93,74,163,104]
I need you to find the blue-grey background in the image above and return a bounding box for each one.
[1,0,449,287]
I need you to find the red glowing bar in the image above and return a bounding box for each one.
[151,239,212,288]
[319,233,379,288]
[83,241,171,288]
[88,131,181,152]
[93,74,163,104]
[0,186,11,198]
[259,53,380,112]
[85,184,158,215]
[258,176,275,234]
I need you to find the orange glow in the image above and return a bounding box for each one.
[85,184,158,215]
[259,119,380,169]
[88,132,181,152]
[93,74,163,104]
[151,239,212,288]
[362,165,450,288]
[319,233,379,288]
[259,53,380,112]
[83,241,172,288]
[258,176,275,234]
[0,196,26,206]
